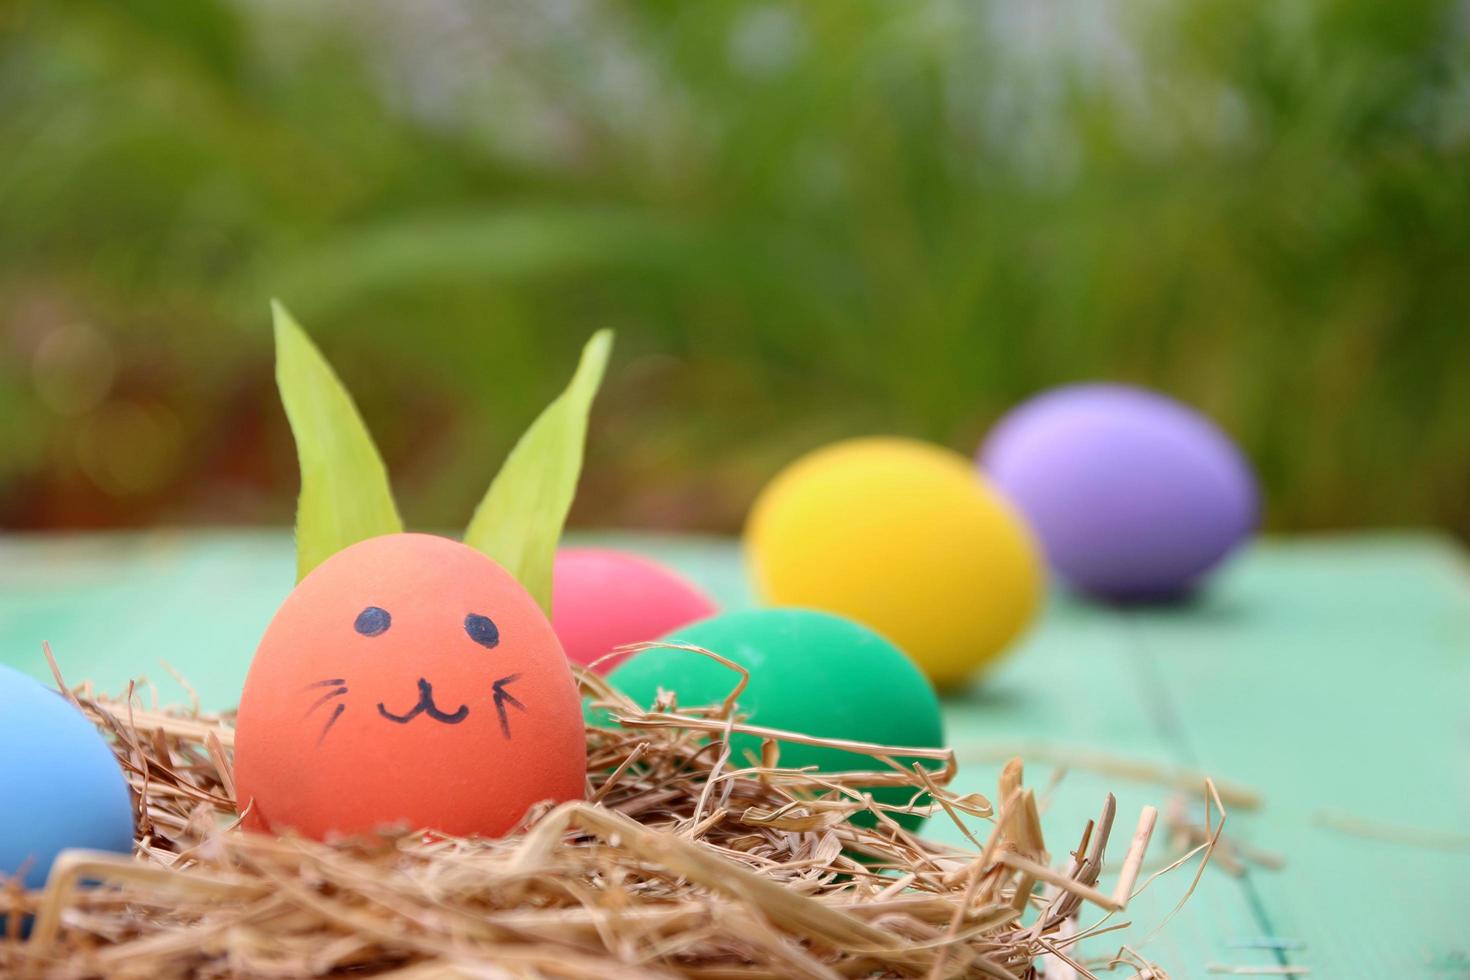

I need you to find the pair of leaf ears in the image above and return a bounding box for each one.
[272,300,612,617]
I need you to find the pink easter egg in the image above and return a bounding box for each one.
[552,548,717,672]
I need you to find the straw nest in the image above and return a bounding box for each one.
[1,647,1224,979]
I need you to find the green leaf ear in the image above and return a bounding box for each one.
[464,330,613,616]
[273,301,403,581]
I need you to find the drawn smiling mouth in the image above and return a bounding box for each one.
[377,678,469,725]
[374,674,527,736]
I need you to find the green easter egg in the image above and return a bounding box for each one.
[605,608,945,830]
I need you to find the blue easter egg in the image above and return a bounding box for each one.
[0,665,134,889]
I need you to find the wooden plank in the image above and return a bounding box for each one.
[0,531,294,706]
[920,573,1269,977]
[1121,534,1470,977]
[2,530,1462,976]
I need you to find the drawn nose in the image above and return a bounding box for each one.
[416,677,470,724]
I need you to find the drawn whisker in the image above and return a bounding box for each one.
[317,703,346,746]
[305,686,349,717]
[491,673,526,739]
[305,678,346,689]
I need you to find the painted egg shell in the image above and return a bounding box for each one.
[552,548,716,673]
[234,533,586,840]
[606,608,944,829]
[745,437,1042,688]
[981,384,1258,602]
[0,664,134,889]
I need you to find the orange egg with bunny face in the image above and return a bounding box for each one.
[234,533,586,840]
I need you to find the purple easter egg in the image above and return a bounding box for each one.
[980,384,1258,602]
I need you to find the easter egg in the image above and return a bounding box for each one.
[234,533,586,840]
[745,437,1042,687]
[552,548,717,673]
[606,608,944,829]
[0,665,134,889]
[980,384,1258,601]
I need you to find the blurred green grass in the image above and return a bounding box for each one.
[1,0,1467,537]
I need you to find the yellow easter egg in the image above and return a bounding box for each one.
[746,437,1042,687]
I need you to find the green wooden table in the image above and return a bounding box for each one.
[1,530,1466,977]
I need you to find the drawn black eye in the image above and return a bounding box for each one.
[354,606,391,637]
[464,613,500,649]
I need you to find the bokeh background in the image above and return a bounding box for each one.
[3,0,1468,538]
